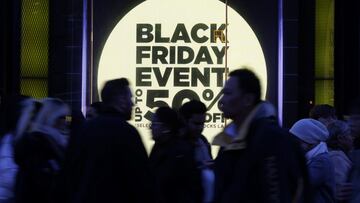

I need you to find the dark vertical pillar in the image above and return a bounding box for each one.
[49,0,84,111]
[298,0,315,119]
[0,0,7,102]
[0,0,21,132]
[0,0,21,96]
[334,0,360,117]
[282,0,299,128]
[0,0,6,133]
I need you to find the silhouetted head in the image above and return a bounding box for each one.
[218,68,261,121]
[327,120,353,152]
[101,78,133,120]
[309,104,337,127]
[290,118,329,152]
[179,100,207,138]
[150,106,181,143]
[32,98,70,133]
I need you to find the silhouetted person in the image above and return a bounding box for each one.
[309,104,337,127]
[61,78,153,203]
[348,99,360,203]
[290,118,336,203]
[149,106,202,203]
[327,120,353,202]
[213,68,307,203]
[86,102,102,120]
[179,100,214,203]
[0,96,33,203]
[349,99,360,149]
[327,120,353,184]
[14,98,70,203]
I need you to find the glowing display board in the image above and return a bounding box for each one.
[92,0,281,153]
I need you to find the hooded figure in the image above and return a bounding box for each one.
[0,97,37,202]
[14,98,70,203]
[290,118,336,203]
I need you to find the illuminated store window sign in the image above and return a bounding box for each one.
[98,0,267,152]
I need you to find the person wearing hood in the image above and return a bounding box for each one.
[290,118,336,203]
[213,68,307,203]
[14,98,70,203]
[0,96,39,203]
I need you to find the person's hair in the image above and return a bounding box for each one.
[309,104,336,119]
[327,120,350,150]
[229,68,261,104]
[30,98,70,131]
[101,78,129,104]
[179,100,207,120]
[155,106,181,134]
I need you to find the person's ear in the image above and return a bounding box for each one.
[109,96,126,112]
[117,96,128,111]
[243,93,256,107]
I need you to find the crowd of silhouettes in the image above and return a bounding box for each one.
[1,68,360,203]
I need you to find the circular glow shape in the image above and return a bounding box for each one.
[98,0,267,153]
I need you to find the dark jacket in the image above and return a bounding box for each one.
[186,134,213,168]
[150,137,202,203]
[199,134,213,159]
[60,111,154,203]
[214,117,308,203]
[349,150,360,203]
[14,131,65,203]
